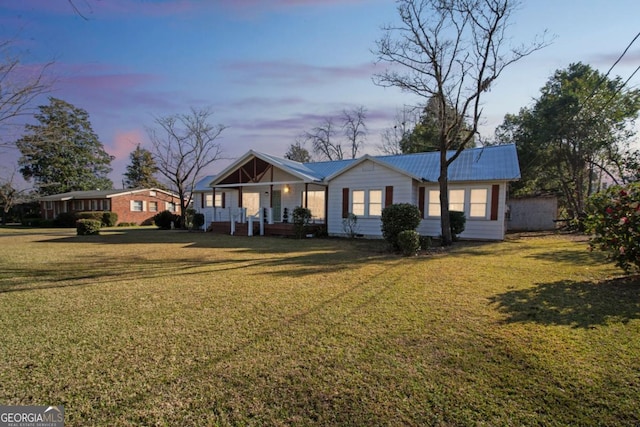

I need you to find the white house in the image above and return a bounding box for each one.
[196,144,520,240]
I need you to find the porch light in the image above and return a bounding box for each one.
[284,185,290,193]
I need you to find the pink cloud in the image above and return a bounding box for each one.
[109,129,146,159]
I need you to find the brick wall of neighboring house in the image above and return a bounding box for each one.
[40,190,181,225]
[110,191,181,225]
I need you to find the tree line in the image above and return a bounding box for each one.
[2,0,639,239]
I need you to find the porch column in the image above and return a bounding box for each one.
[304,183,309,208]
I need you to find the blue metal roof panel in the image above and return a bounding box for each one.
[377,144,520,182]
[193,175,216,191]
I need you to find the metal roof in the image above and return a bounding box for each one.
[193,176,217,192]
[209,144,520,187]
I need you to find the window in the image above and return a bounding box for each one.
[149,201,158,212]
[302,190,325,221]
[470,188,488,218]
[351,189,382,217]
[214,193,223,207]
[149,191,156,197]
[131,200,144,212]
[103,200,110,211]
[204,194,214,207]
[242,192,260,216]
[45,201,53,210]
[369,190,382,216]
[166,202,177,212]
[352,190,365,216]
[91,200,98,211]
[428,190,440,217]
[449,189,465,212]
[427,189,465,216]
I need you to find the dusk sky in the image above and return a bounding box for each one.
[1,0,639,187]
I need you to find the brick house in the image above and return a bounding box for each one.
[39,188,181,225]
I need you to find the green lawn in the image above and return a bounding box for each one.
[0,227,638,426]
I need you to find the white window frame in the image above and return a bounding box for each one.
[204,194,214,208]
[351,189,383,218]
[469,188,489,219]
[131,200,144,212]
[214,193,223,208]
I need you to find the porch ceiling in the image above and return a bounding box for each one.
[217,157,272,185]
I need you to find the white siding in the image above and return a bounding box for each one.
[416,181,508,240]
[327,160,413,237]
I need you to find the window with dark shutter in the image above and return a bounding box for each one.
[385,186,393,207]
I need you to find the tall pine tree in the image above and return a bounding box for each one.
[124,144,162,189]
[16,97,113,195]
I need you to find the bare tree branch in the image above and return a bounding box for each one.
[0,40,53,148]
[373,0,551,245]
[148,107,226,228]
[342,106,367,159]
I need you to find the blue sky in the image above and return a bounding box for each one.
[1,0,639,186]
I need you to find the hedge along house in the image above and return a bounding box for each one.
[39,188,181,225]
[201,144,520,240]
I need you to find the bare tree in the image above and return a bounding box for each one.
[374,0,549,245]
[305,117,343,161]
[0,40,52,148]
[342,106,367,159]
[148,108,226,228]
[378,107,419,155]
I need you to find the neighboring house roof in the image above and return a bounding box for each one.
[39,188,179,202]
[209,144,520,187]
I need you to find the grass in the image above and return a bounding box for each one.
[0,227,638,426]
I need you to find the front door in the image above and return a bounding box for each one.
[272,190,282,222]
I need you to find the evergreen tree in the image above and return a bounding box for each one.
[124,144,162,188]
[16,97,113,195]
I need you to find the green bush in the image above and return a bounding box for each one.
[192,213,205,230]
[450,211,466,240]
[21,217,54,227]
[292,206,312,239]
[76,211,103,221]
[76,219,101,235]
[102,212,118,227]
[117,222,138,227]
[420,235,432,250]
[397,230,420,256]
[154,210,179,230]
[381,203,422,251]
[54,212,77,228]
[585,183,640,273]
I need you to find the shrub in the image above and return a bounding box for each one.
[76,219,101,235]
[585,183,640,273]
[450,210,466,240]
[420,235,432,250]
[342,213,359,238]
[102,212,118,227]
[397,230,420,256]
[381,203,422,251]
[76,211,103,221]
[154,210,179,230]
[192,213,205,230]
[21,217,54,227]
[117,222,138,227]
[54,212,77,228]
[292,206,312,239]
